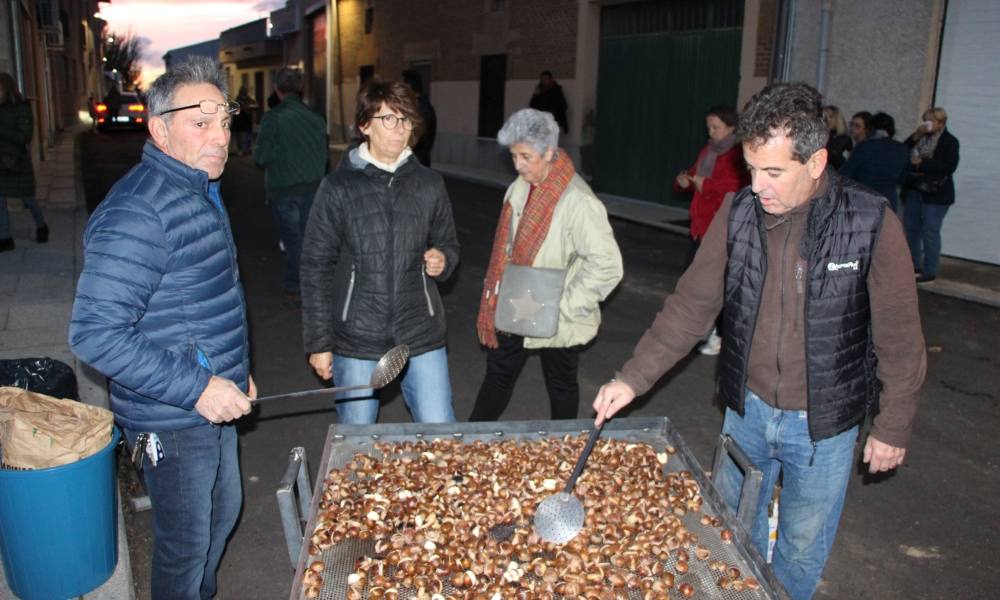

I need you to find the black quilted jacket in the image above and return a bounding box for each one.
[300,147,459,360]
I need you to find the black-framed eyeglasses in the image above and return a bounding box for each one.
[158,100,240,117]
[370,114,414,130]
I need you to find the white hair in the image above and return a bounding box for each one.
[497,108,559,157]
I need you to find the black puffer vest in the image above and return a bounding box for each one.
[718,176,886,441]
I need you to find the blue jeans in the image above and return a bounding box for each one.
[333,347,455,424]
[714,390,858,600]
[0,195,46,239]
[903,190,950,277]
[269,189,316,294]
[122,423,242,600]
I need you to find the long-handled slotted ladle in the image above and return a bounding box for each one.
[252,345,410,404]
[532,409,607,544]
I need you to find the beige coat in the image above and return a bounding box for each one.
[503,173,624,349]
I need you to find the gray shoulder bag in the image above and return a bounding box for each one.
[494,211,572,338]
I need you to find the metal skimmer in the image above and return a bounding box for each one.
[532,418,604,544]
[253,345,409,404]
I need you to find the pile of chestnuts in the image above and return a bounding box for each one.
[301,435,761,599]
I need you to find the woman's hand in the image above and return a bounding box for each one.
[675,173,691,189]
[424,248,446,277]
[309,352,334,380]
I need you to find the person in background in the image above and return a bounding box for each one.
[840,111,910,211]
[0,72,48,252]
[253,68,328,301]
[104,86,122,123]
[674,104,747,355]
[902,107,960,284]
[529,70,569,133]
[401,69,437,167]
[231,86,256,156]
[823,105,852,169]
[69,57,253,600]
[593,82,924,600]
[300,81,459,425]
[850,110,872,145]
[88,94,99,131]
[470,108,623,421]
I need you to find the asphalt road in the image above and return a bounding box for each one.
[81,130,999,600]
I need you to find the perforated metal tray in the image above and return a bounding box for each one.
[288,417,788,600]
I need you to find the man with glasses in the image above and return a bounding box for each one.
[70,56,254,600]
[254,67,328,301]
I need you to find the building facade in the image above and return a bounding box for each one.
[260,0,993,263]
[219,18,283,114]
[1,0,105,158]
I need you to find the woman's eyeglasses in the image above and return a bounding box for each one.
[370,114,414,130]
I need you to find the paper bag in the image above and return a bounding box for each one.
[0,386,115,469]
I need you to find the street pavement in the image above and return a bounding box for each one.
[1,126,998,599]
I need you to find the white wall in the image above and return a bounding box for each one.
[935,0,1000,264]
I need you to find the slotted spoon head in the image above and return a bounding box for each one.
[369,344,409,388]
[533,491,585,544]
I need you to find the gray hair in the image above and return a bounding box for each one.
[497,108,559,157]
[274,67,303,95]
[147,56,228,119]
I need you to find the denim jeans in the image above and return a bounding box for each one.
[122,423,242,600]
[0,195,46,239]
[333,346,455,424]
[269,189,315,294]
[714,389,858,600]
[903,190,950,277]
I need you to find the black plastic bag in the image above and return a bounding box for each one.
[0,358,79,401]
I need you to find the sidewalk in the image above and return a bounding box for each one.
[0,125,134,599]
[435,162,1000,308]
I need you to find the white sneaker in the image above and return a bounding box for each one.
[699,330,722,355]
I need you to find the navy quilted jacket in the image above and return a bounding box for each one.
[69,142,250,431]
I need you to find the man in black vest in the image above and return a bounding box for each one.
[593,82,925,600]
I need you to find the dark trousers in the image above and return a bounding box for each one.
[269,188,316,294]
[470,332,582,421]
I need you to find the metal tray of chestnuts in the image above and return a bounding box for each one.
[289,417,789,600]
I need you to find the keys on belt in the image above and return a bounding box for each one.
[130,432,163,469]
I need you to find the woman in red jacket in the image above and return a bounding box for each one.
[674,104,747,354]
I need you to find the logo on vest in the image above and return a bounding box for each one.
[827,259,860,272]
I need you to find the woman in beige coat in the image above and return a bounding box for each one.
[471,109,623,420]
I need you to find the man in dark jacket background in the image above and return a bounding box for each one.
[529,70,569,133]
[593,82,925,600]
[840,111,910,211]
[69,57,253,600]
[254,67,328,300]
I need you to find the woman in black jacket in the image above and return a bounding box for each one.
[300,81,459,424]
[903,107,960,283]
[0,72,48,251]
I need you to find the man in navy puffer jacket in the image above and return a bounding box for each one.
[70,57,254,600]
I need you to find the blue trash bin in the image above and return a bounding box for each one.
[0,428,120,600]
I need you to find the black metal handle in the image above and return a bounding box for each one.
[563,421,605,494]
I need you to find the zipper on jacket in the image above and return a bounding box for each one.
[421,264,436,317]
[794,260,806,333]
[773,220,793,409]
[341,264,356,321]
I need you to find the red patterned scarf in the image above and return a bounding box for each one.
[476,149,576,348]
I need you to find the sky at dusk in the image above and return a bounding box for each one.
[98,0,284,88]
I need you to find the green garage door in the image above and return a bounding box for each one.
[595,0,743,207]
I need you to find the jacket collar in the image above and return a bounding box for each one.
[141,140,212,193]
[345,142,418,177]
